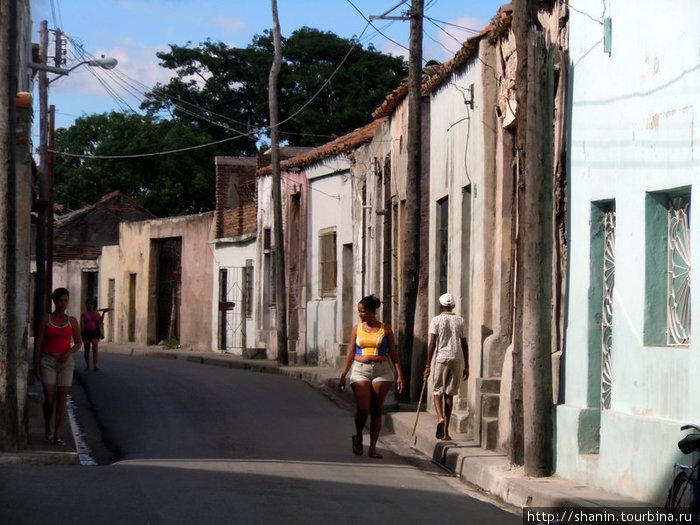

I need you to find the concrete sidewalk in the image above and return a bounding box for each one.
[3,342,654,514]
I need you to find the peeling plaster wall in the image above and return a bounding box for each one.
[429,39,500,438]
[113,213,214,351]
[558,0,700,503]
[305,158,353,367]
[98,245,119,342]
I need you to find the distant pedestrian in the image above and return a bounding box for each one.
[424,293,469,441]
[339,294,405,458]
[81,298,107,371]
[33,288,82,446]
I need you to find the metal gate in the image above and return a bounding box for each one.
[218,266,248,352]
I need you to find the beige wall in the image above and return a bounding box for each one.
[111,213,214,351]
[98,246,120,342]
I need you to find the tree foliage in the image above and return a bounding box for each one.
[143,27,407,149]
[53,112,215,216]
[54,28,407,216]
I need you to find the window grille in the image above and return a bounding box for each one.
[601,209,615,410]
[667,196,691,345]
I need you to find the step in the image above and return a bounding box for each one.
[479,378,501,394]
[481,392,500,418]
[481,416,499,450]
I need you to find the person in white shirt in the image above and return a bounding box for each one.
[423,293,469,441]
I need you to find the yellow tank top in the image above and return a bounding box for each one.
[355,323,389,357]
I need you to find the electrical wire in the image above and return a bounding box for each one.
[423,16,480,35]
[52,20,376,160]
[345,0,410,55]
[564,0,605,25]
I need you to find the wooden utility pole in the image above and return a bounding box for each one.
[396,0,423,400]
[269,0,288,365]
[34,20,49,328]
[511,0,554,476]
[0,0,20,451]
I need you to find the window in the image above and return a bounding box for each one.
[589,201,616,410]
[645,189,691,346]
[319,228,337,297]
[437,197,449,296]
[245,259,254,319]
[263,228,275,306]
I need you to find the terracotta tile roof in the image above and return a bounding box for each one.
[55,190,156,226]
[256,118,387,175]
[372,4,512,119]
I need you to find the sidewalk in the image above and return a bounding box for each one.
[3,342,654,513]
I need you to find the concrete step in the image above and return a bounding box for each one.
[479,377,501,394]
[481,416,499,450]
[482,392,500,418]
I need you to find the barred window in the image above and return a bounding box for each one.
[319,229,337,297]
[645,190,691,346]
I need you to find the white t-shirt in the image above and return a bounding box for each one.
[428,312,465,363]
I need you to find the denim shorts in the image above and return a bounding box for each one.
[40,353,75,387]
[349,359,394,384]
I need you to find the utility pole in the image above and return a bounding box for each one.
[34,20,49,329]
[397,0,423,400]
[0,0,20,451]
[269,0,288,365]
[511,0,553,476]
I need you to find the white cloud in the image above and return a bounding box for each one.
[50,38,174,111]
[211,16,249,35]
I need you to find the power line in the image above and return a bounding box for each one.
[52,19,376,160]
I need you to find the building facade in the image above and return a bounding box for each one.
[557,0,699,502]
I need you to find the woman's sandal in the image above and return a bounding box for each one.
[352,435,363,455]
[53,438,66,446]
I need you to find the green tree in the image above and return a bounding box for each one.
[53,112,216,216]
[54,28,407,216]
[144,27,408,148]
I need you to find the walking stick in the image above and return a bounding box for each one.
[411,378,428,438]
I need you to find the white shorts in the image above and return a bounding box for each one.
[349,360,394,383]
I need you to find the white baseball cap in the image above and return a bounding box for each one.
[439,293,455,307]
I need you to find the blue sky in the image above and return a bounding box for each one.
[29,0,504,133]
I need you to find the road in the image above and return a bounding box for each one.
[1,352,520,524]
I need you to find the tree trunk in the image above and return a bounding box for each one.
[269,0,288,365]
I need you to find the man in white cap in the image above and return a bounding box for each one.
[423,292,468,440]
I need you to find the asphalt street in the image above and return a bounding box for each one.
[1,352,521,524]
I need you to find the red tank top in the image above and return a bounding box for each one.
[43,316,73,355]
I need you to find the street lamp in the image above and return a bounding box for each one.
[29,21,119,329]
[29,55,119,79]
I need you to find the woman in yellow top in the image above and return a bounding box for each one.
[339,295,404,458]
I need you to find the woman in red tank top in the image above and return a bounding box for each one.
[33,288,82,446]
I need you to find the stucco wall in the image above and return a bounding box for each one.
[211,239,257,354]
[52,259,99,319]
[305,158,352,367]
[98,245,119,342]
[428,39,499,436]
[558,0,700,503]
[114,213,214,351]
